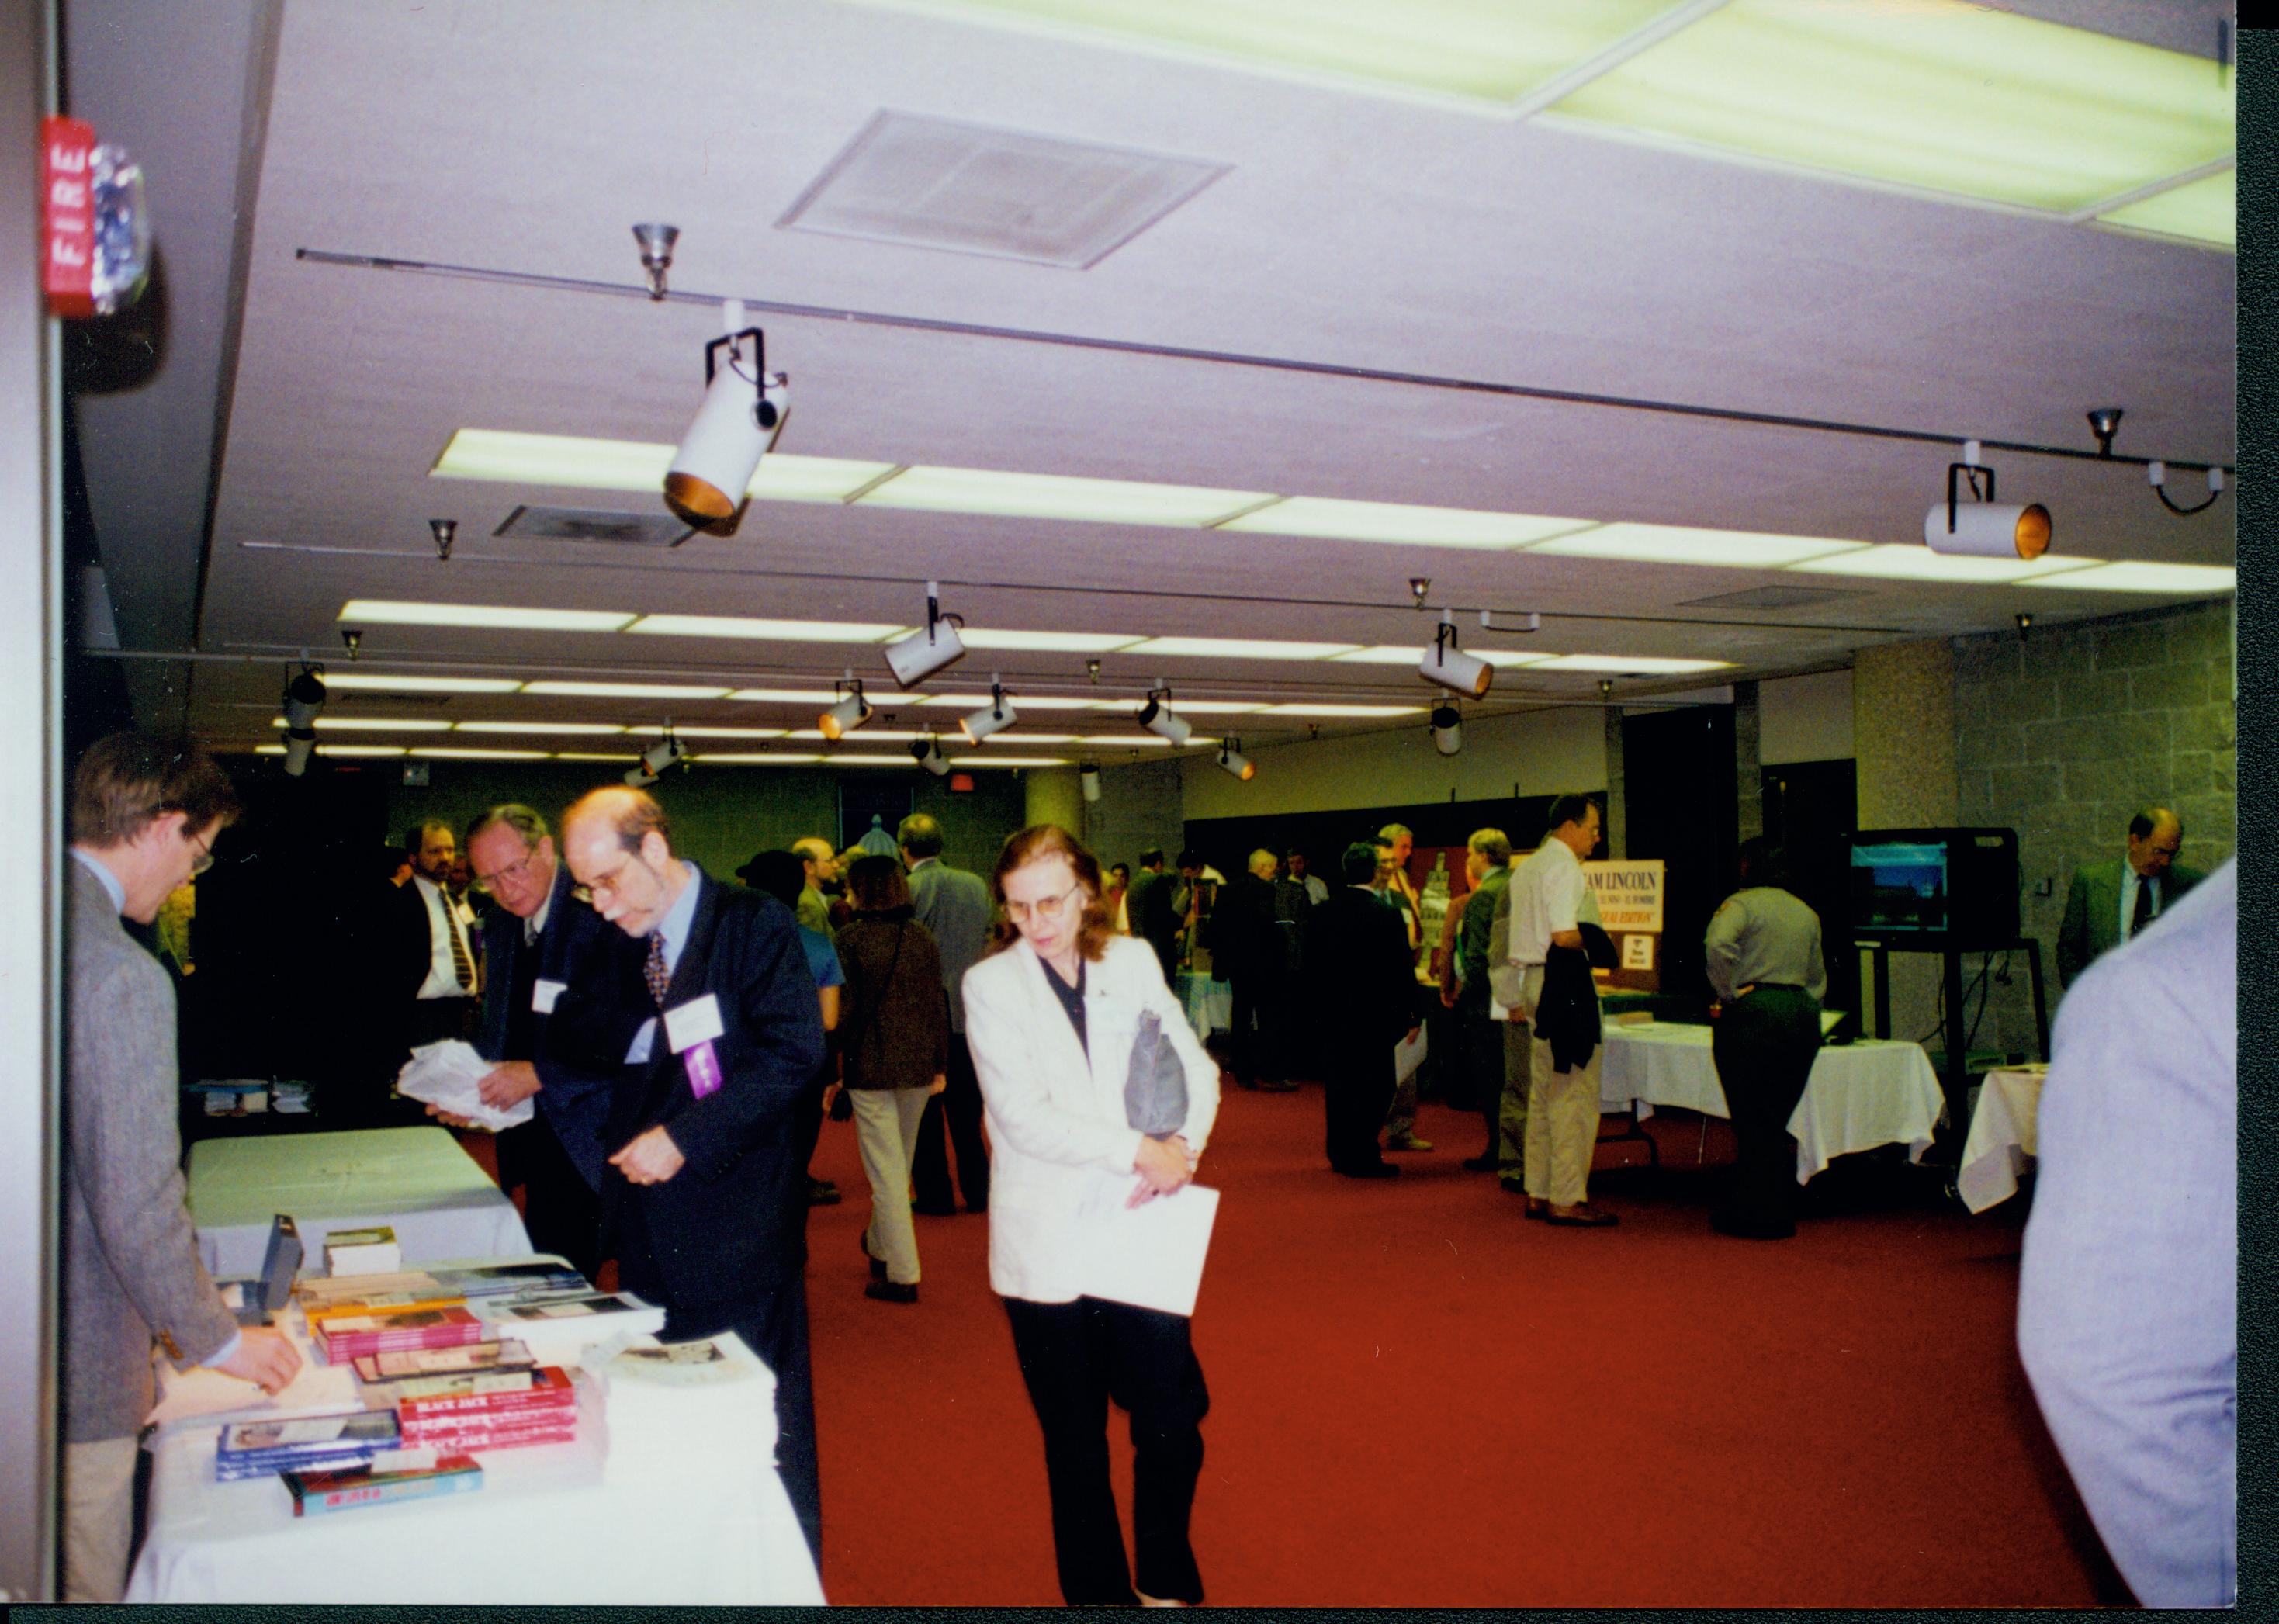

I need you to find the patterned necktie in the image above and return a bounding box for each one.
[2129,874,2156,939]
[445,896,475,991]
[644,931,671,1006]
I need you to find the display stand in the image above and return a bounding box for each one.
[1865,938,2049,1153]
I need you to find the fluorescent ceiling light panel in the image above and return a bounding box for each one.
[432,430,895,504]
[1550,0,2237,215]
[522,680,732,699]
[784,729,930,742]
[339,599,636,633]
[959,628,1148,653]
[857,466,1270,528]
[1528,523,1865,567]
[261,743,406,758]
[981,732,1079,744]
[632,726,788,739]
[269,716,453,732]
[2018,562,2237,594]
[948,756,1070,768]
[1134,699,1262,715]
[552,752,639,761]
[319,672,525,694]
[1789,545,2101,584]
[1072,734,1173,746]
[774,753,912,767]
[1125,636,1363,660]
[915,694,1109,710]
[890,0,1678,109]
[692,753,827,764]
[1534,654,1733,673]
[1221,497,1594,550]
[626,615,910,642]
[1256,702,1425,716]
[454,722,629,735]
[1328,644,1553,667]
[409,747,553,760]
[2097,168,2236,248]
[729,688,844,704]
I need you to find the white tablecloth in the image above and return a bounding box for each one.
[188,1127,531,1277]
[1175,971,1232,1041]
[127,1327,822,1605]
[1599,1023,1948,1184]
[1958,1067,2045,1213]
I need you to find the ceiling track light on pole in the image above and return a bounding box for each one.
[1925,439,2051,559]
[1418,610,1491,698]
[663,298,789,536]
[1079,763,1102,802]
[1216,736,1256,781]
[819,670,871,739]
[909,730,950,776]
[961,673,1017,743]
[626,720,684,787]
[1429,701,1462,757]
[885,580,966,686]
[1136,681,1192,745]
[280,663,327,777]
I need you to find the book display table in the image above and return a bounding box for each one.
[1957,1065,2045,1213]
[1174,971,1231,1041]
[1598,1023,1948,1183]
[127,1325,823,1605]
[188,1127,532,1276]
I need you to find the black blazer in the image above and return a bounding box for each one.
[1304,887,1418,1049]
[473,864,625,1189]
[595,870,827,1306]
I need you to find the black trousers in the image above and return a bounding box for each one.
[1225,973,1290,1086]
[910,1030,990,1212]
[1709,985,1824,1238]
[1002,1295,1210,1606]
[1457,990,1505,1154]
[494,1113,602,1280]
[615,1202,822,1565]
[1321,1041,1396,1172]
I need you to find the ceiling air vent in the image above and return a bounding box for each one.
[495,505,692,548]
[780,110,1228,268]
[1678,585,1868,610]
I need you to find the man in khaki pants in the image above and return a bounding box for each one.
[62,735,299,1599]
[1504,795,1619,1228]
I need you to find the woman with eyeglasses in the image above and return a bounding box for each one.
[961,825,1221,1608]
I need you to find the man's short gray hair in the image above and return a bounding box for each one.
[1467,828,1512,866]
[466,803,548,850]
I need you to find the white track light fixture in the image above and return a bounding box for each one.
[1216,737,1256,782]
[885,580,967,687]
[1924,442,2051,559]
[281,667,327,777]
[818,671,871,740]
[663,306,788,535]
[961,675,1017,743]
[625,725,684,787]
[1430,702,1462,757]
[909,732,950,776]
[1419,611,1492,698]
[1136,684,1193,745]
[1079,763,1102,802]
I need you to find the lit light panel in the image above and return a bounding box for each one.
[2097,168,2236,248]
[319,672,526,694]
[1125,636,1363,661]
[409,747,553,760]
[2018,562,2236,594]
[1790,545,2102,584]
[630,725,788,739]
[857,466,1270,528]
[1255,702,1425,717]
[1533,654,1733,673]
[269,716,452,732]
[959,628,1148,653]
[784,729,930,742]
[431,430,896,504]
[455,721,629,735]
[552,753,640,762]
[947,756,1071,767]
[691,753,828,764]
[253,743,407,758]
[1550,0,2238,215]
[626,615,909,642]
[522,680,733,700]
[980,732,1079,744]
[729,688,847,705]
[915,694,1110,711]
[1327,644,1553,667]
[1221,497,1595,550]
[1527,523,1865,568]
[338,599,635,633]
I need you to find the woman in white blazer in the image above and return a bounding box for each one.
[963,824,1220,1608]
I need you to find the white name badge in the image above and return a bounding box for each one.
[532,978,566,1015]
[663,992,726,1054]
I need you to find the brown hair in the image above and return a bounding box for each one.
[563,785,670,851]
[846,854,912,913]
[987,824,1113,962]
[70,732,240,848]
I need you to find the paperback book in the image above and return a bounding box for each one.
[352,1338,537,1387]
[216,1411,401,1482]
[392,1365,576,1421]
[315,1307,484,1363]
[284,1454,483,1516]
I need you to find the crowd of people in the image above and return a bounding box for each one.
[56,727,2234,1608]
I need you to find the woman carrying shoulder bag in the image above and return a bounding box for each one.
[962,825,1221,1608]
[836,855,947,1304]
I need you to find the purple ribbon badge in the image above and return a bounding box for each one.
[683,1040,723,1100]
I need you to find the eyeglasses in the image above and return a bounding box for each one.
[1003,882,1082,925]
[185,829,214,877]
[570,856,639,907]
[473,850,542,895]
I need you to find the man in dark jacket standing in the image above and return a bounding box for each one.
[561,786,829,1562]
[1127,847,1182,982]
[1304,842,1423,1177]
[1211,849,1301,1092]
[899,812,994,1216]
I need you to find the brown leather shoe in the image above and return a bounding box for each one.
[1546,1203,1619,1228]
[1523,1196,1550,1219]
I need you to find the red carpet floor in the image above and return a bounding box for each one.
[789,1082,2125,1608]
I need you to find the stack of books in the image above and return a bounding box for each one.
[323,1226,401,1276]
[351,1338,539,1390]
[313,1307,485,1365]
[467,1290,665,1356]
[295,1261,588,1315]
[214,1411,401,1482]
[285,1455,483,1516]
[392,1366,580,1453]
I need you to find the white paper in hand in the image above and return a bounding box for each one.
[394,1040,534,1131]
[1073,1182,1219,1318]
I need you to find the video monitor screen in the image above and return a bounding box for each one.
[1851,839,1948,935]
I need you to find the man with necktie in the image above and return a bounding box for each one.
[2055,806,2205,987]
[560,785,828,1562]
[397,817,482,1045]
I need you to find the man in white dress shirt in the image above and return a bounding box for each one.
[397,816,483,1049]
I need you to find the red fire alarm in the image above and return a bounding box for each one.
[40,115,150,318]
[947,772,975,794]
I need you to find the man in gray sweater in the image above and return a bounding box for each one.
[63,734,300,1600]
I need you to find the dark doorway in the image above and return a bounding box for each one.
[1761,757,1862,1016]
[839,780,915,854]
[1622,707,1737,1002]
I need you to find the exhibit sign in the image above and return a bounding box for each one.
[1585,858,1664,992]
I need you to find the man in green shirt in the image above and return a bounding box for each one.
[790,836,839,937]
[1451,830,1516,1172]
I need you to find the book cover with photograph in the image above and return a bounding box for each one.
[284,1454,483,1516]
[352,1338,536,1385]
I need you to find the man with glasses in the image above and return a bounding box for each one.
[899,812,993,1217]
[560,785,828,1562]
[2055,806,2205,987]
[437,804,621,1279]
[62,733,302,1600]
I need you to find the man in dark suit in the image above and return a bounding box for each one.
[2056,806,2205,986]
[1304,842,1423,1177]
[560,785,828,1562]
[390,817,483,1060]
[899,813,994,1215]
[444,803,622,1279]
[1127,846,1181,982]
[1211,849,1300,1092]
